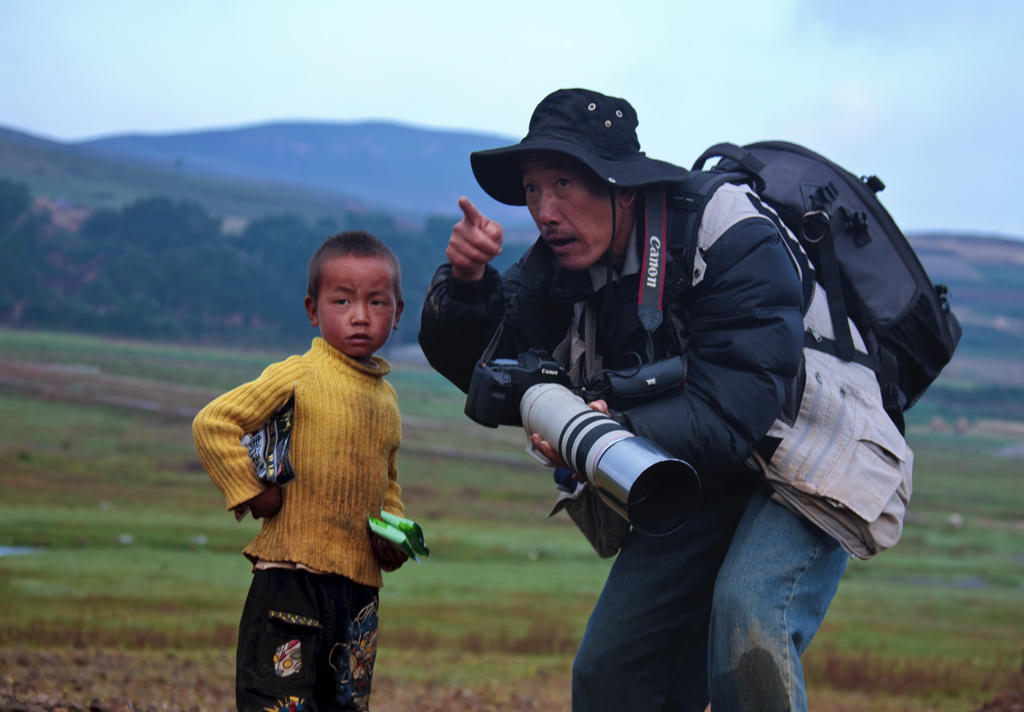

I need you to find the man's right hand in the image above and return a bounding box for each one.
[528,400,611,480]
[447,196,504,282]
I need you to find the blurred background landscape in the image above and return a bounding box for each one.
[2,2,1022,710]
[2,119,1022,426]
[2,113,1023,712]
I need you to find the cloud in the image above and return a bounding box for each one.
[1,0,1022,235]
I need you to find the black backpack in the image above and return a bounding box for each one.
[657,141,961,432]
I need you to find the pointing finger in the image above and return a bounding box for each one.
[455,196,502,252]
[458,196,484,226]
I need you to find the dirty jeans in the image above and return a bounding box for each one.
[572,483,848,712]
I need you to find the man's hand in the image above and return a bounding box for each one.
[245,486,283,519]
[447,196,503,282]
[529,400,610,479]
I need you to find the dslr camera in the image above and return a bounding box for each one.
[464,347,700,536]
[465,348,570,428]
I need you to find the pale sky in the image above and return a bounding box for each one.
[1,0,1022,237]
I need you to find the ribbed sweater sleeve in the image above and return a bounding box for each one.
[192,338,404,588]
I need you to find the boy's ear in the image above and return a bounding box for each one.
[304,295,319,327]
[392,301,404,330]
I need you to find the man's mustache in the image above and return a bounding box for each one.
[542,228,577,243]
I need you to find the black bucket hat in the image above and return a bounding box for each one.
[471,88,690,206]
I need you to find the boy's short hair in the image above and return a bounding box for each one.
[307,230,403,304]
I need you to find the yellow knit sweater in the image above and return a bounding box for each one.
[193,337,403,588]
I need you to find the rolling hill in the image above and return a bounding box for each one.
[2,120,1022,418]
[0,122,534,231]
[0,126,370,226]
[80,121,523,221]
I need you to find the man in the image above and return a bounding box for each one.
[418,88,848,712]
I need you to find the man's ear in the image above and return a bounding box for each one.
[304,295,319,327]
[392,301,404,330]
[617,187,637,210]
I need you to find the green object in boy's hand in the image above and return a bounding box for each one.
[368,510,429,562]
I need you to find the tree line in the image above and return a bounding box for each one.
[0,179,458,349]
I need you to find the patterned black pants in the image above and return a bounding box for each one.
[235,568,379,712]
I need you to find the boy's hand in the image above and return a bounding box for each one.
[245,486,283,519]
[370,534,408,572]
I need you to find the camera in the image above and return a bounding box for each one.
[465,348,571,428]
[520,384,700,536]
[464,349,700,534]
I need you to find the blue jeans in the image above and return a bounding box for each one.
[572,483,847,712]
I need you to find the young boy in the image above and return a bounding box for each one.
[193,230,408,712]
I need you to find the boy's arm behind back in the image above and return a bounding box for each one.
[192,359,301,511]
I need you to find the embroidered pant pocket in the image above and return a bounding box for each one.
[257,610,321,685]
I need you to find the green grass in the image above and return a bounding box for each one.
[0,327,284,389]
[1,327,1022,706]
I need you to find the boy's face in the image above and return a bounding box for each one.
[304,254,403,360]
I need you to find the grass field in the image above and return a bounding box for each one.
[1,328,1022,711]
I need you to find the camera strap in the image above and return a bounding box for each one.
[638,185,668,333]
[477,239,548,367]
[476,313,511,367]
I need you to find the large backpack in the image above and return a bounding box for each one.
[672,141,962,432]
[636,141,962,557]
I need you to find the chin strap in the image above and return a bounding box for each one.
[600,187,618,337]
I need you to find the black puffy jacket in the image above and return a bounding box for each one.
[418,185,805,490]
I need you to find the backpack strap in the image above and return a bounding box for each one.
[803,330,877,370]
[742,191,816,315]
[694,143,859,363]
[811,223,860,364]
[692,143,767,193]
[666,169,748,273]
[692,141,921,433]
[637,169,775,335]
[803,330,903,433]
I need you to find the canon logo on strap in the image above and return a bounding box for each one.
[646,235,662,288]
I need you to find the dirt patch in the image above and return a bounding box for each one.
[1,648,1020,712]
[0,648,567,712]
[973,691,1024,712]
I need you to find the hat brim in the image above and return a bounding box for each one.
[471,138,691,206]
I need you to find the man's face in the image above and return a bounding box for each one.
[521,154,626,271]
[304,254,403,360]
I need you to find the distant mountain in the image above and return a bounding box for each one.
[77,121,531,227]
[0,122,538,233]
[0,126,372,225]
[2,138,1023,422]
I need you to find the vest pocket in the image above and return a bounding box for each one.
[757,347,912,557]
